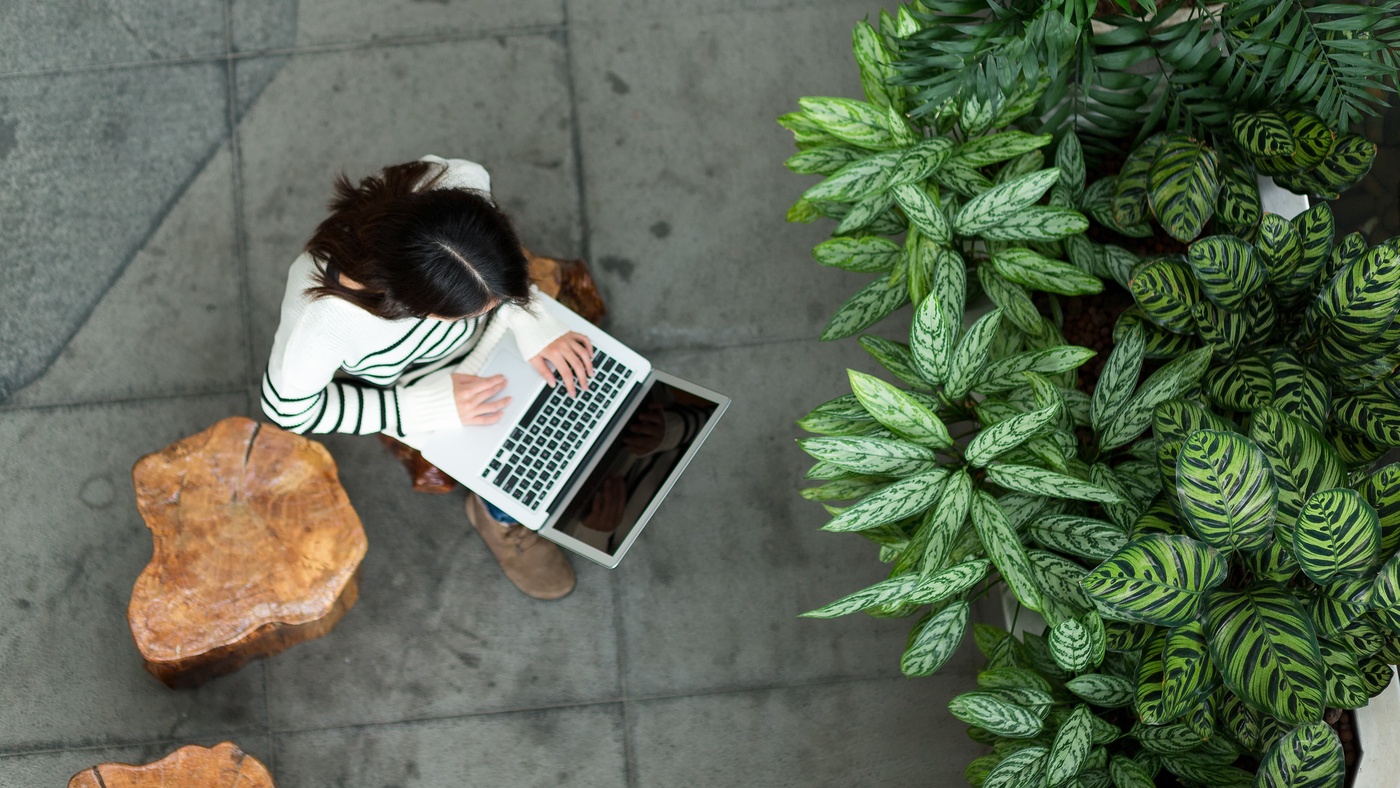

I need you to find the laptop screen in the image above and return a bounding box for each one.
[549,379,721,556]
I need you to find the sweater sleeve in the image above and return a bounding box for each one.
[419,155,491,195]
[502,286,572,361]
[260,314,461,436]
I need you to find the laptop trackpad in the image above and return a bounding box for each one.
[470,340,547,445]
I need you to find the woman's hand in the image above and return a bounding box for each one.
[529,331,595,397]
[451,373,511,425]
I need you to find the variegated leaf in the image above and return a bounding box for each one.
[1191,300,1246,360]
[888,137,955,187]
[901,600,970,676]
[1044,704,1094,787]
[1147,135,1219,243]
[948,692,1044,738]
[953,168,1062,235]
[1161,621,1214,720]
[1048,619,1093,674]
[921,470,973,578]
[798,96,898,151]
[859,336,926,388]
[1249,406,1347,530]
[1204,354,1273,412]
[974,347,1097,394]
[785,144,865,176]
[1112,134,1166,228]
[1270,348,1329,431]
[990,247,1102,296]
[1065,674,1134,708]
[821,469,948,532]
[848,370,952,448]
[1204,585,1325,724]
[1029,515,1127,561]
[1129,256,1200,334]
[801,149,902,202]
[1186,235,1263,312]
[1255,721,1344,788]
[1230,110,1294,157]
[986,465,1122,505]
[1313,134,1377,194]
[966,403,1060,467]
[800,572,921,618]
[951,131,1053,168]
[798,435,940,477]
[1287,202,1335,298]
[978,207,1090,242]
[1308,239,1400,355]
[971,490,1043,612]
[1175,430,1276,554]
[945,309,1003,399]
[1092,322,1144,434]
[1099,347,1213,450]
[892,182,951,246]
[812,236,900,273]
[1081,535,1227,627]
[1334,390,1400,446]
[978,265,1043,337]
[820,275,908,341]
[1294,488,1380,584]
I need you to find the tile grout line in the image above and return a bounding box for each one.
[0,386,251,415]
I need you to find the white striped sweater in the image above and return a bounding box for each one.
[260,156,569,437]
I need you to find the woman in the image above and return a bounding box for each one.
[261,155,590,600]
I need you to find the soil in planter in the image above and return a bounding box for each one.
[1326,707,1362,785]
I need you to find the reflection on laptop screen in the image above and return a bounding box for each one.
[552,381,718,555]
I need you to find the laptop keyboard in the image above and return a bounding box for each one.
[482,349,633,511]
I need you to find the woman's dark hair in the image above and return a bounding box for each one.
[304,160,531,320]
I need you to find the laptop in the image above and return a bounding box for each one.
[407,294,730,568]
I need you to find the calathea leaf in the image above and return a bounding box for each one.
[1115,306,1197,359]
[921,470,973,578]
[1318,639,1370,710]
[801,149,901,202]
[1215,156,1262,235]
[1270,348,1330,432]
[797,435,940,477]
[892,182,951,246]
[901,600,969,677]
[858,336,926,388]
[1322,231,1369,286]
[1254,722,1344,788]
[1230,110,1295,157]
[800,572,922,618]
[985,465,1122,505]
[952,168,1062,235]
[966,403,1060,467]
[1307,240,1400,354]
[1113,134,1166,228]
[1203,353,1274,412]
[945,309,1003,399]
[1135,628,1169,723]
[1185,235,1264,312]
[989,247,1102,296]
[1080,534,1227,627]
[1359,655,1395,697]
[847,370,952,448]
[1161,621,1215,721]
[784,144,865,176]
[1191,300,1247,361]
[1175,430,1277,555]
[1147,135,1219,243]
[1044,704,1094,788]
[1294,489,1380,584]
[1287,203,1335,298]
[971,490,1043,612]
[812,236,900,273]
[1310,578,1371,638]
[820,468,948,533]
[887,137,955,187]
[1356,463,1400,556]
[948,692,1045,738]
[1099,346,1213,451]
[1091,464,1145,530]
[1284,110,1336,171]
[820,275,908,341]
[1333,390,1400,446]
[1132,723,1206,755]
[1368,552,1400,634]
[1129,256,1200,334]
[1312,134,1377,194]
[1028,515,1127,561]
[1204,585,1326,725]
[797,97,899,151]
[1249,406,1348,530]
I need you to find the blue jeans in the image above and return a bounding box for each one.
[484,500,518,525]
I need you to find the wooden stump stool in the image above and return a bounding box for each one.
[129,417,366,688]
[69,742,274,787]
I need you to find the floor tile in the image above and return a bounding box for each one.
[628,677,982,788]
[0,735,274,786]
[272,705,625,786]
[232,0,562,52]
[8,146,246,408]
[0,2,225,74]
[0,394,263,752]
[235,34,581,383]
[262,431,620,731]
[0,63,230,403]
[568,0,889,24]
[569,5,901,351]
[613,338,976,698]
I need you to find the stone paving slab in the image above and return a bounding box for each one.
[612,338,979,699]
[0,394,263,753]
[236,33,582,383]
[0,62,230,403]
[568,4,896,352]
[628,677,982,787]
[271,705,625,786]
[7,147,246,408]
[232,0,561,53]
[0,1,225,74]
[0,735,274,787]
[262,431,621,732]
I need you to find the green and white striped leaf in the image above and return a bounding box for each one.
[1065,674,1134,708]
[986,465,1122,505]
[797,96,898,151]
[945,309,1003,399]
[797,435,940,477]
[983,747,1048,788]
[800,572,922,619]
[821,468,948,533]
[800,476,888,502]
[921,470,973,578]
[1081,535,1227,627]
[1294,488,1380,584]
[979,207,1090,242]
[812,236,900,273]
[801,150,901,202]
[1056,130,1085,200]
[851,22,898,111]
[1049,619,1094,673]
[1030,550,1093,613]
[888,138,955,187]
[974,347,1097,394]
[1045,704,1094,787]
[934,160,994,198]
[1147,135,1219,243]
[1270,349,1330,431]
[859,336,926,388]
[1249,406,1347,529]
[1029,515,1127,561]
[1204,585,1326,724]
[833,191,895,235]
[1129,256,1200,334]
[1161,622,1214,720]
[892,182,951,246]
[951,131,1053,168]
[1230,110,1294,157]
[953,168,1062,235]
[901,601,970,677]
[1099,347,1213,451]
[990,247,1102,296]
[967,403,1060,467]
[820,275,908,341]
[972,490,1043,612]
[948,692,1045,739]
[785,144,865,176]
[848,370,952,449]
[1255,722,1344,788]
[907,559,990,606]
[908,293,952,385]
[978,266,1042,337]
[932,246,966,334]
[1109,755,1154,788]
[1186,235,1264,312]
[1176,430,1277,555]
[1091,322,1144,434]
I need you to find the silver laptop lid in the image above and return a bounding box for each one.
[538,370,730,568]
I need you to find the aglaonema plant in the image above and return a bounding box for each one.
[1073,217,1400,784]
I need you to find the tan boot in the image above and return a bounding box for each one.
[465,494,576,600]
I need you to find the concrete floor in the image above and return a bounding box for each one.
[0,0,985,785]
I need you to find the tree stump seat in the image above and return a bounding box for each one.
[129,417,366,688]
[68,742,274,787]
